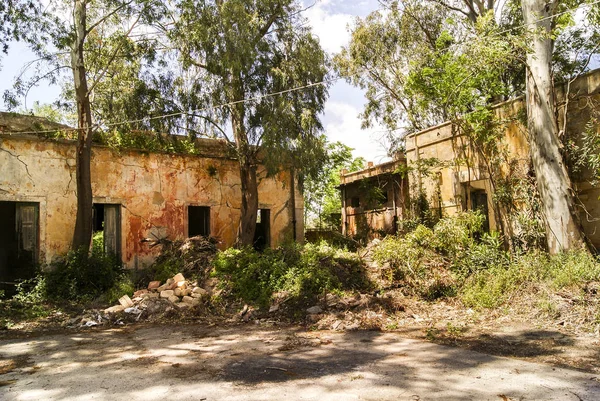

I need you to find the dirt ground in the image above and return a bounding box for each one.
[1,321,599,401]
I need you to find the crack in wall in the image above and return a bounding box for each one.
[0,146,33,182]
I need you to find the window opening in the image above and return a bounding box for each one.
[188,206,211,237]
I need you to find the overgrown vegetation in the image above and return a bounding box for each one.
[372,211,600,310]
[213,242,370,308]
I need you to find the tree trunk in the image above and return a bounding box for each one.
[70,0,94,251]
[522,0,584,253]
[230,90,258,246]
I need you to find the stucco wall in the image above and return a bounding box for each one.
[0,135,302,268]
[405,69,600,247]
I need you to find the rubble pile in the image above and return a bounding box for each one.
[153,236,218,284]
[106,272,210,314]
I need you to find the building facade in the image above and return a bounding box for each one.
[0,119,303,285]
[338,159,408,241]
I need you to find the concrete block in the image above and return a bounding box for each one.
[118,295,134,308]
[148,281,161,290]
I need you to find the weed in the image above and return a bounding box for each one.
[213,242,371,308]
[446,322,467,337]
[44,247,124,302]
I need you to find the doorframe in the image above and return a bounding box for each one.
[0,196,46,265]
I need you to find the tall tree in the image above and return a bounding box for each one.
[171,0,329,246]
[521,0,584,252]
[5,0,163,251]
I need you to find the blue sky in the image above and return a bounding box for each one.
[0,0,390,163]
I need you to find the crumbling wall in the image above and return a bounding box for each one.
[405,69,600,248]
[0,136,301,268]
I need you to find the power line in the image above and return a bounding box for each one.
[0,75,342,135]
[1,0,599,136]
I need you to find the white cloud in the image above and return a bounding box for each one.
[302,1,355,54]
[323,101,391,164]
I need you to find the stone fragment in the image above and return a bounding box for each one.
[192,287,207,296]
[269,304,279,313]
[144,292,159,299]
[134,289,148,297]
[168,295,180,303]
[118,295,134,308]
[160,290,175,298]
[172,273,185,283]
[176,281,187,289]
[182,296,195,304]
[105,305,126,314]
[174,288,183,297]
[183,288,192,296]
[157,284,169,292]
[175,303,189,309]
[306,306,323,314]
[148,281,161,290]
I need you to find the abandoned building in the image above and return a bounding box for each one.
[338,158,408,241]
[0,112,303,287]
[341,68,600,248]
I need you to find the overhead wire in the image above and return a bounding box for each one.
[1,0,599,136]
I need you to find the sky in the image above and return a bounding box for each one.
[0,0,390,163]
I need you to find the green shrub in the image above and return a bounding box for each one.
[461,250,600,308]
[45,247,124,302]
[213,242,370,308]
[103,274,135,305]
[372,212,498,298]
[151,257,185,283]
[548,250,600,289]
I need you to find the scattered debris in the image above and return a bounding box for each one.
[306,306,323,315]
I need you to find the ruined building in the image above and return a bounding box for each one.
[338,158,408,241]
[341,69,600,247]
[0,113,303,286]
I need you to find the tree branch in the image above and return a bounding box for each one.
[86,0,135,35]
[87,15,141,95]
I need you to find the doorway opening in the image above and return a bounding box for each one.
[0,201,39,295]
[92,203,121,259]
[253,209,270,251]
[188,206,211,237]
[470,189,490,233]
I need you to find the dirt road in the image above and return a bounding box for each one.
[1,323,599,400]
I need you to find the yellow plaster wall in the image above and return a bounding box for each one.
[0,136,302,268]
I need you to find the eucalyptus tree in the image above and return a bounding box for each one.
[5,0,164,252]
[337,0,600,252]
[170,0,329,246]
[519,0,600,252]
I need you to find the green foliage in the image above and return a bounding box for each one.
[103,274,135,305]
[462,249,600,308]
[213,242,369,308]
[373,210,600,308]
[372,211,507,298]
[304,141,364,229]
[44,248,125,302]
[151,257,185,283]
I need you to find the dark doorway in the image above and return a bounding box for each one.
[471,190,490,232]
[253,209,270,251]
[189,206,211,237]
[0,202,39,296]
[93,203,121,259]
